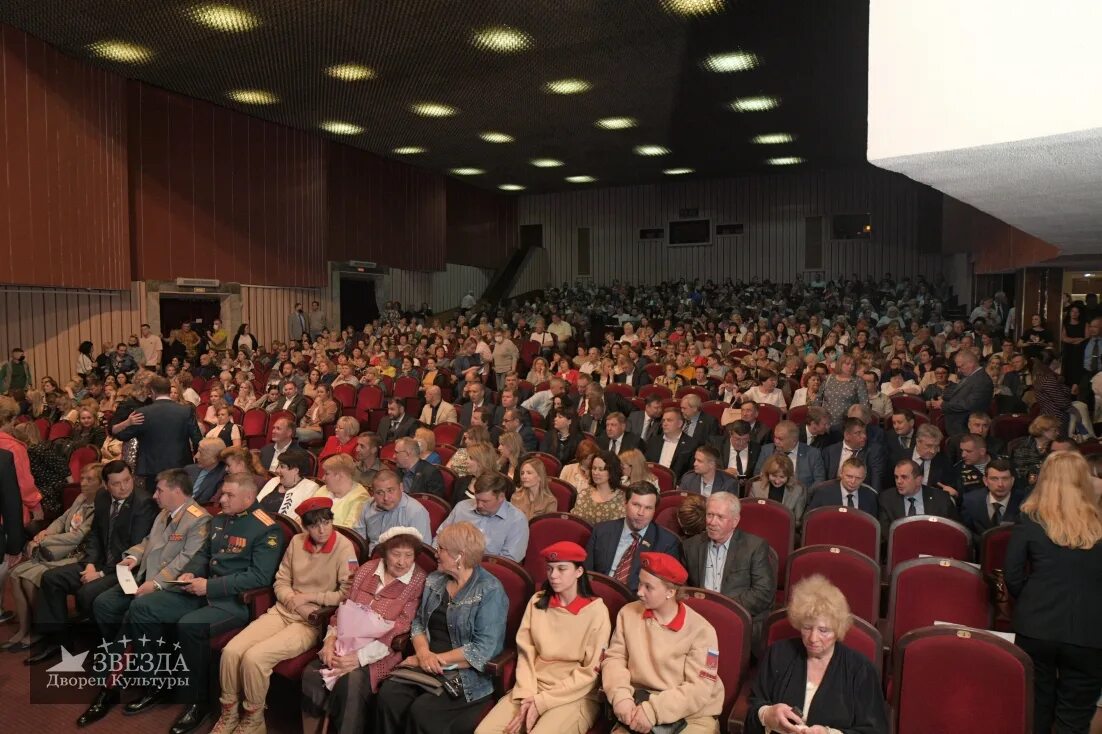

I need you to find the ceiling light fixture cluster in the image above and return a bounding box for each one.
[499,184,525,191]
[544,78,591,95]
[701,51,759,73]
[566,175,596,183]
[451,167,485,176]
[326,63,376,81]
[188,3,260,32]
[530,158,564,168]
[766,156,804,166]
[661,0,726,17]
[392,146,426,155]
[471,26,533,53]
[319,121,363,136]
[664,168,694,175]
[87,40,153,64]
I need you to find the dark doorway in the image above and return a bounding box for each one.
[159,295,223,338]
[340,277,379,331]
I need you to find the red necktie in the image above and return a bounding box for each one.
[613,533,640,584]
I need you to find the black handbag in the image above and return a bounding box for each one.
[604,689,687,734]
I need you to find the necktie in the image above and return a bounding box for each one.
[846,493,856,509]
[109,499,123,537]
[613,533,640,584]
[907,497,917,517]
[919,459,928,482]
[430,404,439,424]
[611,438,620,454]
[734,450,744,476]
[992,503,1004,525]
[901,434,911,449]
[579,399,587,416]
[643,418,654,440]
[1091,339,1101,373]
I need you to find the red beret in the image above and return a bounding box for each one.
[639,552,688,586]
[295,496,333,518]
[540,541,587,564]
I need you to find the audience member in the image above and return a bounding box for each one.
[678,445,739,496]
[257,449,320,522]
[878,458,960,536]
[184,437,228,505]
[754,420,826,489]
[435,473,528,561]
[511,456,558,519]
[747,454,809,523]
[583,482,682,593]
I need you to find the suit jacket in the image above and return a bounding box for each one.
[717,439,763,481]
[959,490,1023,537]
[678,471,740,496]
[492,424,539,453]
[419,400,458,426]
[806,480,880,516]
[877,484,960,536]
[941,369,995,436]
[885,431,916,465]
[597,432,641,455]
[184,462,228,505]
[127,499,212,584]
[683,529,776,622]
[459,400,500,428]
[798,426,834,452]
[616,366,652,389]
[259,440,303,473]
[583,519,682,593]
[823,442,887,491]
[913,453,953,490]
[402,460,445,498]
[645,431,701,482]
[83,487,159,570]
[287,310,308,341]
[540,430,585,465]
[683,413,721,442]
[378,414,420,445]
[626,411,661,443]
[1005,515,1102,649]
[0,449,24,555]
[116,398,203,477]
[754,443,826,490]
[278,395,308,423]
[746,421,772,446]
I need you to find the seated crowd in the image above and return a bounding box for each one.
[0,277,1100,734]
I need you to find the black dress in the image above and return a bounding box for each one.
[746,638,888,734]
[1061,320,1086,386]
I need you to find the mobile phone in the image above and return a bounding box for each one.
[790,706,806,724]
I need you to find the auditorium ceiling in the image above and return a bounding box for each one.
[0,0,870,193]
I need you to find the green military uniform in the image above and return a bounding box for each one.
[123,503,284,696]
[92,498,212,638]
[952,461,987,496]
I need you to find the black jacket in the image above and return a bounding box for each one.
[645,431,701,482]
[82,486,158,570]
[116,398,203,476]
[877,484,960,536]
[583,519,682,593]
[0,449,25,555]
[540,430,585,466]
[402,460,445,498]
[597,432,641,455]
[806,480,880,516]
[377,414,420,445]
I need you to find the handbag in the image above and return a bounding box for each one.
[386,665,464,699]
[605,689,687,734]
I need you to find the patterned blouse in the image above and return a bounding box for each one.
[814,375,869,428]
[28,443,69,518]
[572,488,626,525]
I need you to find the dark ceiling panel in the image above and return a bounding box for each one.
[0,0,869,194]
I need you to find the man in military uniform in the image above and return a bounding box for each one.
[76,468,212,726]
[100,473,283,734]
[950,433,993,498]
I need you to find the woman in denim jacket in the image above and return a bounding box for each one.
[376,521,507,734]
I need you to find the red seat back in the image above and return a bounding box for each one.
[524,513,592,582]
[979,525,1014,577]
[893,626,1032,734]
[638,384,671,401]
[739,498,795,587]
[890,395,927,414]
[379,442,397,461]
[546,477,577,512]
[887,516,972,572]
[701,400,727,424]
[436,465,457,504]
[991,414,1031,441]
[656,490,692,516]
[356,385,385,412]
[335,526,371,563]
[654,505,682,537]
[482,555,535,644]
[887,558,992,646]
[34,418,50,439]
[675,386,710,401]
[273,513,301,544]
[243,408,269,438]
[587,572,634,625]
[757,404,783,430]
[801,505,881,560]
[786,545,880,623]
[394,376,419,399]
[435,444,457,465]
[69,445,100,482]
[331,384,357,415]
[648,463,676,493]
[433,421,464,447]
[48,420,73,441]
[765,609,884,680]
[530,451,562,478]
[643,363,663,379]
[411,493,451,534]
[682,588,752,723]
[605,383,635,399]
[787,405,808,426]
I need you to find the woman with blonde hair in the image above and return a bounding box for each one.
[747,454,808,525]
[1006,451,1102,734]
[496,431,524,477]
[1010,414,1061,486]
[512,456,559,519]
[316,453,372,529]
[452,443,499,501]
[618,448,659,489]
[447,425,492,477]
[219,446,266,479]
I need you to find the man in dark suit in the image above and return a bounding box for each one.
[377,397,420,445]
[184,438,229,505]
[717,420,762,482]
[259,416,302,473]
[586,382,633,421]
[274,380,308,423]
[616,358,652,390]
[644,408,700,482]
[683,491,775,649]
[885,408,919,465]
[798,406,835,451]
[114,375,202,488]
[932,348,994,437]
[394,436,445,497]
[754,420,827,489]
[950,433,995,497]
[501,372,533,404]
[907,423,954,490]
[738,400,773,445]
[878,458,960,536]
[823,418,887,491]
[598,412,640,455]
[806,458,880,515]
[583,483,682,593]
[27,461,157,664]
[626,395,664,444]
[459,382,498,428]
[678,445,740,496]
[0,448,25,568]
[680,394,721,442]
[495,408,538,452]
[847,403,887,447]
[959,458,1023,537]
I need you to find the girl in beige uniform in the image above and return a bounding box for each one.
[476,541,611,734]
[602,552,724,734]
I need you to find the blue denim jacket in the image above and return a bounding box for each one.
[410,566,507,701]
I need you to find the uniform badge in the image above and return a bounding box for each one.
[187,504,205,518]
[169,534,183,541]
[347,557,359,573]
[705,649,720,669]
[227,536,246,552]
[266,535,278,548]
[253,509,275,526]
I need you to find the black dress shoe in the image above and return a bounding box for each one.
[169,704,209,734]
[77,688,119,727]
[123,689,168,715]
[24,643,60,665]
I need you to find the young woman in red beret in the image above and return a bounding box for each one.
[476,542,611,734]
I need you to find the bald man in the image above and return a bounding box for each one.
[418,385,458,426]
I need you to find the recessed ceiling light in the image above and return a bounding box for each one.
[544,78,591,95]
[480,132,514,144]
[87,40,153,64]
[766,156,804,166]
[634,145,670,157]
[1085,273,1094,277]
[530,158,564,168]
[661,0,726,17]
[326,63,376,81]
[411,102,458,117]
[701,51,759,73]
[227,89,278,105]
[730,96,780,112]
[595,117,637,130]
[188,3,260,32]
[450,168,485,176]
[664,168,695,175]
[392,146,427,155]
[471,26,533,53]
[319,121,363,136]
[499,184,526,191]
[752,132,795,144]
[566,175,596,183]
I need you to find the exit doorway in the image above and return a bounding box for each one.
[339,277,379,331]
[159,295,223,337]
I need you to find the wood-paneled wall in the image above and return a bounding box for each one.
[446,180,519,268]
[0,25,129,289]
[241,285,325,347]
[385,264,493,313]
[129,83,328,287]
[515,167,946,286]
[0,283,146,384]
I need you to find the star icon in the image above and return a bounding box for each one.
[118,635,131,648]
[173,641,181,650]
[138,635,150,646]
[156,637,166,646]
[98,639,112,653]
